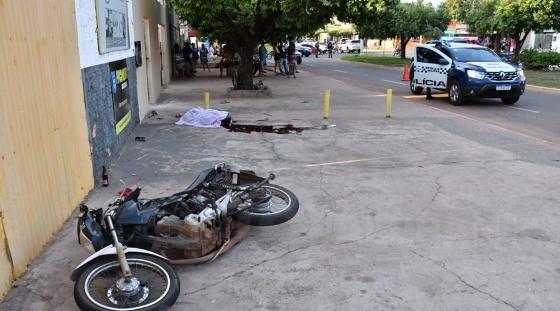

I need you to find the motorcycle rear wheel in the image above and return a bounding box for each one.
[234,184,299,226]
[74,254,180,311]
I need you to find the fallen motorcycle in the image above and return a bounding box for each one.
[72,163,299,310]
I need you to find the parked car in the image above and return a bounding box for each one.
[295,44,312,57]
[339,38,363,53]
[295,50,303,64]
[301,43,327,54]
[301,43,317,54]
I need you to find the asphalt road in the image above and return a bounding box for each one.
[299,53,560,146]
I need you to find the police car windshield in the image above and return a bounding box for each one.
[451,48,501,62]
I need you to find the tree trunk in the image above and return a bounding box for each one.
[400,37,409,59]
[512,32,530,65]
[235,44,257,90]
[493,33,502,54]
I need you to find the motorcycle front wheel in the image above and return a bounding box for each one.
[74,254,180,311]
[234,184,299,226]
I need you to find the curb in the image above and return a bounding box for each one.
[526,84,560,92]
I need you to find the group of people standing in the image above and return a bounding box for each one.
[269,41,298,78]
[182,42,215,73]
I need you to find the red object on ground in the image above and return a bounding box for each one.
[118,187,134,197]
[402,64,410,81]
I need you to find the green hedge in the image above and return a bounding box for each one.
[519,49,560,69]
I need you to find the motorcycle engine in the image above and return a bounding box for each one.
[153,202,225,259]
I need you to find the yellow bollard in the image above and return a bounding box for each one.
[323,89,331,119]
[385,89,392,118]
[204,91,210,110]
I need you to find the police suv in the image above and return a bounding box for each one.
[410,42,526,105]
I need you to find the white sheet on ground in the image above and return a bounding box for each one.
[175,108,229,128]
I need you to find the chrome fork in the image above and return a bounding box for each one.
[105,214,132,279]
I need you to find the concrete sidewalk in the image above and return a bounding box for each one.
[2,66,560,311]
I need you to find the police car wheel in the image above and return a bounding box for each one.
[410,79,423,95]
[501,96,520,105]
[448,80,465,106]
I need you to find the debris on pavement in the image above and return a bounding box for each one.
[135,136,146,142]
[175,108,230,128]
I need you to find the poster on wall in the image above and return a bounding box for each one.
[96,0,130,54]
[109,59,131,135]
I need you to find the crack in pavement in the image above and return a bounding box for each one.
[410,250,520,311]
[334,224,398,246]
[430,175,444,204]
[316,166,338,221]
[183,225,397,297]
[261,132,283,161]
[183,241,327,296]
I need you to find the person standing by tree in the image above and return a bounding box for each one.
[183,43,194,73]
[258,43,268,76]
[191,43,199,68]
[327,41,333,58]
[220,43,234,77]
[287,37,299,73]
[273,43,282,74]
[200,43,210,72]
[278,43,288,75]
[288,48,297,78]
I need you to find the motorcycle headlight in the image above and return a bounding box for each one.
[517,70,525,79]
[467,70,485,79]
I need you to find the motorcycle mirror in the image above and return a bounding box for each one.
[269,173,276,180]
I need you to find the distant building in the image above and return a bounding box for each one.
[444,21,470,37]
[522,30,560,52]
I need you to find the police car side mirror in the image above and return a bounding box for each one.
[438,59,449,65]
[501,57,509,63]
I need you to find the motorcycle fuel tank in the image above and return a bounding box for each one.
[116,200,159,225]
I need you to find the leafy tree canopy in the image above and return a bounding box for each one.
[356,1,450,58]
[446,0,560,63]
[169,0,396,89]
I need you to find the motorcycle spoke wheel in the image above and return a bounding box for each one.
[234,184,299,226]
[248,186,291,215]
[84,259,170,310]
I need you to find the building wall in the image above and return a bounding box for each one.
[133,0,173,119]
[0,0,93,299]
[75,0,140,182]
[521,31,559,52]
[75,0,135,68]
[81,58,140,181]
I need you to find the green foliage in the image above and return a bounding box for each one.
[455,0,560,64]
[341,55,410,67]
[355,1,450,58]
[329,29,354,38]
[169,0,396,88]
[519,49,560,69]
[459,0,499,36]
[443,0,465,20]
[523,69,560,88]
[358,1,449,40]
